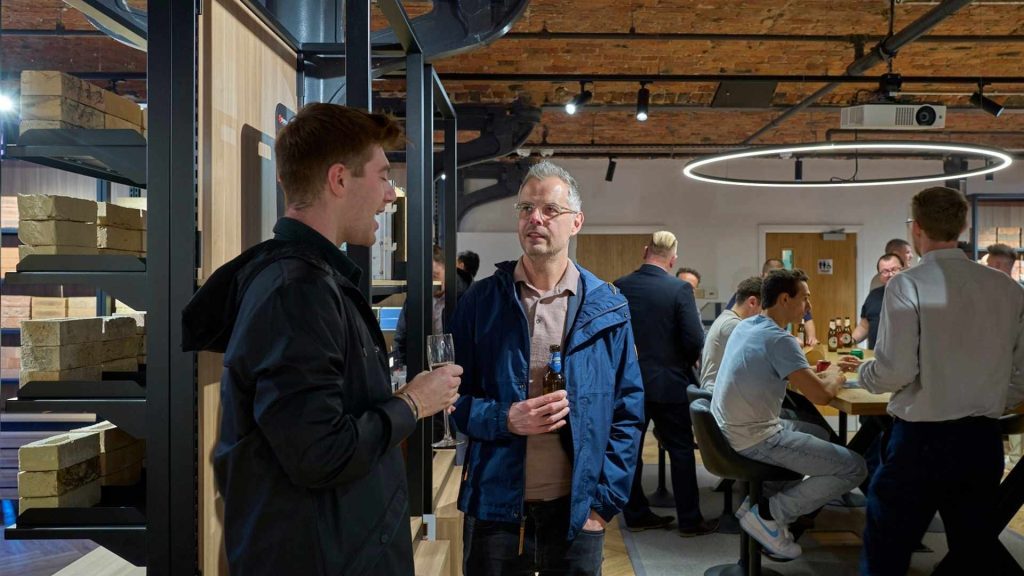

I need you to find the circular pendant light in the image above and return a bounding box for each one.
[683,141,1013,188]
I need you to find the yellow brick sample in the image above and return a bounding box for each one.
[97,202,144,230]
[17,194,97,223]
[21,317,103,346]
[97,226,143,251]
[18,457,101,497]
[20,479,101,514]
[19,220,97,248]
[19,432,100,472]
[21,341,103,371]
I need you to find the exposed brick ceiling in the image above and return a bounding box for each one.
[3,0,1024,154]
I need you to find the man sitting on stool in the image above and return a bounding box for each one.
[712,269,866,560]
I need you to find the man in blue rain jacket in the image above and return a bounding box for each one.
[451,161,645,575]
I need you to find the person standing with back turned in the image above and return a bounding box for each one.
[615,231,718,536]
[847,186,1024,575]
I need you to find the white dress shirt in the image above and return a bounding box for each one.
[859,248,1024,421]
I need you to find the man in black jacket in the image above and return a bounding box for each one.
[182,103,462,576]
[615,231,718,536]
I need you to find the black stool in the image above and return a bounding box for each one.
[687,385,740,535]
[690,398,801,576]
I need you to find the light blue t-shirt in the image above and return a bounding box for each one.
[711,315,810,451]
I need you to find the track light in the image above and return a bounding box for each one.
[635,82,650,121]
[605,157,617,182]
[794,158,803,181]
[565,81,592,115]
[971,84,1004,118]
[0,94,13,113]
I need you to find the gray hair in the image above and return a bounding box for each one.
[521,161,582,211]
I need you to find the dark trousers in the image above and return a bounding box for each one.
[623,400,703,529]
[463,497,604,576]
[861,417,1003,576]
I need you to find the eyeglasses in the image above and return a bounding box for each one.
[513,202,579,220]
[879,268,902,277]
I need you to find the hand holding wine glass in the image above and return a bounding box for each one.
[401,334,462,420]
[427,333,464,448]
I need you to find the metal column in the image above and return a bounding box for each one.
[147,0,198,574]
[345,0,373,301]
[404,52,434,516]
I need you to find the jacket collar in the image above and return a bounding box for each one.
[637,263,670,276]
[919,247,967,264]
[273,217,362,286]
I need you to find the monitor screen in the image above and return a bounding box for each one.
[378,307,402,331]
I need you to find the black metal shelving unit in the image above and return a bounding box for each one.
[4,255,149,310]
[4,129,147,188]
[5,380,147,438]
[7,483,148,566]
[2,3,197,573]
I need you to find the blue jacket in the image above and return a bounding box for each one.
[451,260,645,539]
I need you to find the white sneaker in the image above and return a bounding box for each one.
[735,496,751,520]
[738,504,802,560]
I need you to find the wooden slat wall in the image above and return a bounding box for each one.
[765,232,859,330]
[575,234,650,284]
[197,1,298,574]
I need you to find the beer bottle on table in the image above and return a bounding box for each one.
[544,344,565,394]
[827,319,838,353]
[840,317,854,351]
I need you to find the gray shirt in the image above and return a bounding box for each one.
[859,248,1024,421]
[711,315,810,451]
[700,309,742,393]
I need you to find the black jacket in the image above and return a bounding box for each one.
[614,264,705,404]
[182,218,417,576]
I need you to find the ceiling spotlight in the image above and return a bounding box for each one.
[794,158,803,182]
[636,82,650,122]
[970,85,1004,118]
[0,94,14,113]
[565,81,592,115]
[605,157,617,182]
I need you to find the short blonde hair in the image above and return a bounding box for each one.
[648,230,678,258]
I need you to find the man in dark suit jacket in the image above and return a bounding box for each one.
[614,231,718,536]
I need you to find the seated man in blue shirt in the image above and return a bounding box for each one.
[712,269,867,560]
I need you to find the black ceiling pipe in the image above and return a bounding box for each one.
[743,0,975,144]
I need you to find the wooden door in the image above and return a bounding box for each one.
[765,232,858,329]
[576,234,650,283]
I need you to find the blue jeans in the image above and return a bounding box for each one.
[738,420,867,526]
[463,497,604,576]
[861,417,1003,576]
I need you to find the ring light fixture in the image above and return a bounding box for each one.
[682,141,1013,188]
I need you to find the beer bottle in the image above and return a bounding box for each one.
[827,319,838,353]
[797,320,807,347]
[543,344,565,394]
[840,317,854,351]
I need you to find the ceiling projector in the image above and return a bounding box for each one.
[840,103,946,130]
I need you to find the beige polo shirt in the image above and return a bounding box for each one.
[514,258,579,501]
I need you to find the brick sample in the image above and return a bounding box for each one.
[17,194,97,223]
[18,432,100,472]
[18,457,101,497]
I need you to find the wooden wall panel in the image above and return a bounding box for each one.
[765,232,858,334]
[575,234,650,284]
[197,2,298,574]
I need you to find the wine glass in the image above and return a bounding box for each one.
[427,333,463,448]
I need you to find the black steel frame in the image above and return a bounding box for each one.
[1,2,198,573]
[968,194,1024,260]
